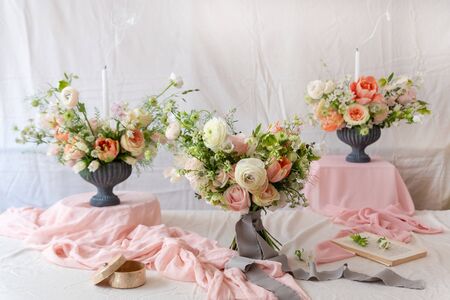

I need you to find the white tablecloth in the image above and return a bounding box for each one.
[0,209,449,300]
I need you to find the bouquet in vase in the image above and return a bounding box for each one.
[15,73,193,206]
[305,74,431,162]
[163,108,319,251]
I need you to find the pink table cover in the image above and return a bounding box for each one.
[304,155,415,216]
[304,156,442,264]
[0,192,308,300]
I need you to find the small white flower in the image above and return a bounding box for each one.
[323,80,336,94]
[60,86,79,108]
[75,142,89,153]
[169,73,184,88]
[163,167,182,183]
[307,80,326,100]
[413,115,423,123]
[72,161,86,173]
[122,156,137,165]
[88,160,100,172]
[165,122,181,140]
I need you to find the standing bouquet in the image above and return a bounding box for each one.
[163,108,319,251]
[15,73,191,206]
[305,73,431,135]
[305,74,431,162]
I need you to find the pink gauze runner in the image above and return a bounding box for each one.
[314,207,443,264]
[0,203,308,300]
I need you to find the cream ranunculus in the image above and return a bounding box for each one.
[253,184,280,207]
[203,117,228,151]
[60,86,79,108]
[234,158,268,194]
[307,80,326,100]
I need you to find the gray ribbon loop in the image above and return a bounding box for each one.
[236,211,278,259]
[227,211,425,299]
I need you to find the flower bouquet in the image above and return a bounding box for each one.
[15,73,191,206]
[305,73,431,162]
[163,107,319,253]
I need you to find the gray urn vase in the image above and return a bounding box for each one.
[79,161,132,207]
[336,126,381,163]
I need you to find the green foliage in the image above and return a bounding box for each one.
[350,233,369,247]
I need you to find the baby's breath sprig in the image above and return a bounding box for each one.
[377,237,391,250]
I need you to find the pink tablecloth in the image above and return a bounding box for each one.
[304,155,415,217]
[0,192,308,300]
[304,156,442,264]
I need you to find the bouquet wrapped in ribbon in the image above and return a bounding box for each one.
[163,108,319,250]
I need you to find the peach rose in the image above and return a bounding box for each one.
[95,137,119,162]
[269,121,283,133]
[228,134,249,155]
[54,127,69,142]
[343,103,370,126]
[267,157,292,183]
[121,129,145,156]
[350,76,380,105]
[224,184,250,213]
[253,184,280,207]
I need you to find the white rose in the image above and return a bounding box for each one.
[203,117,228,151]
[169,73,184,88]
[323,80,336,94]
[165,122,181,140]
[88,160,100,172]
[72,161,86,173]
[60,86,79,108]
[122,156,137,165]
[235,158,268,194]
[307,80,326,100]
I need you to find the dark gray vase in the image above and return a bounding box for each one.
[336,126,381,163]
[79,161,132,207]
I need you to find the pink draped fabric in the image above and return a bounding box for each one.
[304,157,443,264]
[0,192,308,300]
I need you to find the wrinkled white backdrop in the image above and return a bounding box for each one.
[1,0,449,211]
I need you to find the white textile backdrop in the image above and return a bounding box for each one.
[1,0,449,211]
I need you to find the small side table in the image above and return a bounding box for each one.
[304,155,415,217]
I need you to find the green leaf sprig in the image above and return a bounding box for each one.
[350,233,368,247]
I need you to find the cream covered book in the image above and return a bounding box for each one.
[332,232,427,266]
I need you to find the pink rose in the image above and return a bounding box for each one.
[266,157,292,183]
[397,87,417,105]
[370,102,389,124]
[224,184,250,213]
[121,129,145,156]
[350,76,380,105]
[213,169,228,188]
[228,134,248,155]
[228,164,237,181]
[63,144,84,161]
[95,137,119,162]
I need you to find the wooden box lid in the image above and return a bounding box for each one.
[92,254,127,285]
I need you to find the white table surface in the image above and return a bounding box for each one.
[0,209,449,300]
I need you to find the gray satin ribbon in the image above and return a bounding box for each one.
[226,211,425,300]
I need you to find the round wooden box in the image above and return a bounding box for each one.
[92,255,146,289]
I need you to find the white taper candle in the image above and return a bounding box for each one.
[354,48,360,81]
[102,65,109,118]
